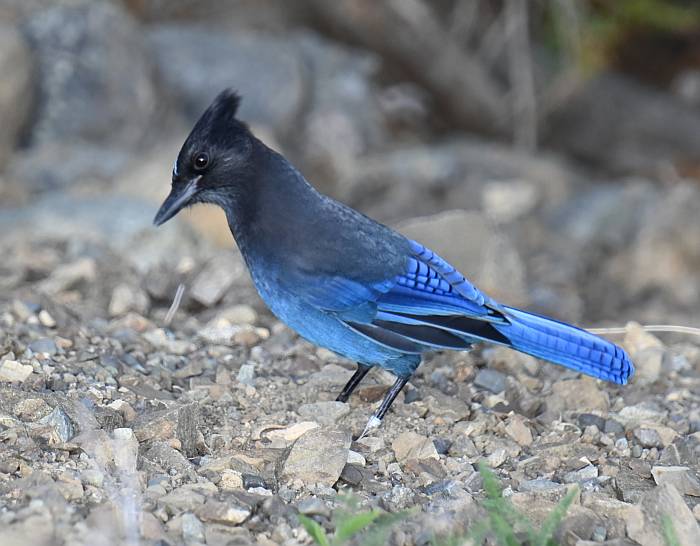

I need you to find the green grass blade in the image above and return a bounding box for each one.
[661,515,681,546]
[532,486,578,546]
[333,510,382,543]
[299,514,330,546]
[357,511,412,546]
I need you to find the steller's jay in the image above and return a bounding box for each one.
[154,90,634,437]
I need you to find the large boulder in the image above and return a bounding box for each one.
[22,2,156,148]
[147,25,305,136]
[548,72,700,175]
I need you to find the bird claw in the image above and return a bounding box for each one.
[357,415,382,440]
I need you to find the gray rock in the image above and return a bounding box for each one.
[108,283,150,317]
[626,184,700,308]
[295,31,386,184]
[473,368,507,394]
[133,403,200,457]
[341,138,574,223]
[578,413,607,431]
[147,25,305,134]
[563,465,598,484]
[144,441,194,476]
[195,497,251,526]
[0,24,33,166]
[28,338,57,356]
[544,378,609,419]
[236,364,256,386]
[159,484,208,514]
[627,483,700,546]
[548,72,700,174]
[0,193,203,269]
[8,144,131,193]
[181,512,205,544]
[397,210,528,306]
[650,466,700,497]
[296,497,330,517]
[14,397,51,421]
[617,402,667,426]
[22,2,156,148]
[0,359,33,382]
[39,406,74,442]
[519,479,563,492]
[392,432,440,462]
[634,428,662,449]
[297,401,350,425]
[190,254,246,307]
[281,427,351,486]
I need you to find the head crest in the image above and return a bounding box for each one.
[212,88,242,119]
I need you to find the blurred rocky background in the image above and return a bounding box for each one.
[0,1,699,545]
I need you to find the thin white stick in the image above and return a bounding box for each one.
[587,324,700,337]
[164,283,185,326]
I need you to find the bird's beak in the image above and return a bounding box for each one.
[153,176,201,226]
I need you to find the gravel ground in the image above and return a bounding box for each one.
[0,229,698,546]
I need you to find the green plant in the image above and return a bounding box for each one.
[301,465,579,546]
[433,463,578,546]
[546,0,700,73]
[298,496,409,546]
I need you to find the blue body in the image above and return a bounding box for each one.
[225,144,634,385]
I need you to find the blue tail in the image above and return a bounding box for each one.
[493,306,634,385]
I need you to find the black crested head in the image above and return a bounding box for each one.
[153,89,257,226]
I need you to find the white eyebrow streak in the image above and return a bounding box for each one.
[172,158,179,177]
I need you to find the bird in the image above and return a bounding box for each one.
[154,89,634,437]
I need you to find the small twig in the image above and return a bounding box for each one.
[587,324,700,337]
[164,283,185,326]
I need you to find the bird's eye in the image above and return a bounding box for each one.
[193,152,209,171]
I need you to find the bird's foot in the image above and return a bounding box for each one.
[357,415,382,440]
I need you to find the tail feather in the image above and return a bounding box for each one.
[493,306,634,385]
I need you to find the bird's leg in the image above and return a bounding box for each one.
[358,375,410,439]
[336,363,372,403]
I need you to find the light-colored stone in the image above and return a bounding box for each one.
[281,427,351,486]
[623,323,668,384]
[263,421,320,448]
[392,432,440,462]
[347,450,366,466]
[217,304,258,325]
[108,283,149,317]
[651,466,700,497]
[547,378,609,417]
[635,425,677,448]
[181,512,205,543]
[190,254,245,307]
[14,398,51,421]
[617,402,667,425]
[160,486,207,514]
[112,428,139,474]
[195,499,251,526]
[143,328,195,355]
[0,360,33,382]
[486,447,508,468]
[297,401,350,425]
[504,414,533,446]
[220,470,244,491]
[39,258,96,294]
[627,483,700,546]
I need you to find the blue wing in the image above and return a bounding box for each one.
[291,238,633,385]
